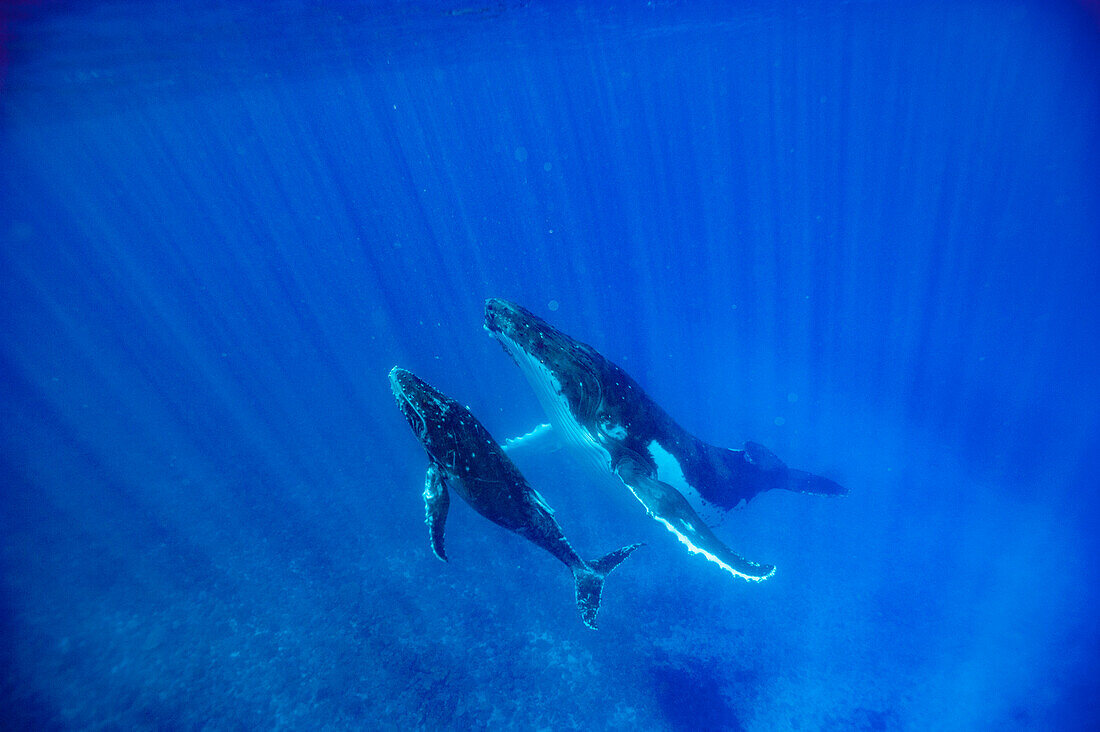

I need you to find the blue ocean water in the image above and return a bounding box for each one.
[2,1,1099,728]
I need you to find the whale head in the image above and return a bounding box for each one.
[484,298,605,429]
[389,367,461,456]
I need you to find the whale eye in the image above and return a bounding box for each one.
[599,417,628,441]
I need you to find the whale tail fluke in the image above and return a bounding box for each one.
[573,543,644,630]
[786,468,848,497]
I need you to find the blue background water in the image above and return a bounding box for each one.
[2,1,1099,729]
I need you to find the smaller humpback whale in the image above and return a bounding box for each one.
[484,298,847,583]
[389,367,641,629]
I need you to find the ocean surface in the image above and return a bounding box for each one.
[2,1,1099,729]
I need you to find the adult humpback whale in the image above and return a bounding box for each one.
[389,367,641,629]
[483,298,846,582]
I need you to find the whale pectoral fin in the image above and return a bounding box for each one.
[423,464,450,562]
[786,468,848,497]
[615,460,775,582]
[502,423,562,455]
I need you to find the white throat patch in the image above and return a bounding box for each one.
[497,333,612,474]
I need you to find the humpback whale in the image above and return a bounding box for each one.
[389,367,642,629]
[483,299,846,582]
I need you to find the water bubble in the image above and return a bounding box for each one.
[543,162,552,172]
[548,300,560,311]
[774,416,786,426]
[514,146,528,162]
[787,392,798,403]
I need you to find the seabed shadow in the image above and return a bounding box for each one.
[650,654,746,732]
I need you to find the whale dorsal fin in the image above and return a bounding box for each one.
[743,441,786,472]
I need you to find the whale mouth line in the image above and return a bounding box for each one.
[389,369,429,442]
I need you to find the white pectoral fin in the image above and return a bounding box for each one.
[615,460,775,582]
[502,422,562,455]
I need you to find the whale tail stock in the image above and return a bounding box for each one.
[786,468,848,497]
[741,441,848,498]
[573,543,644,630]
